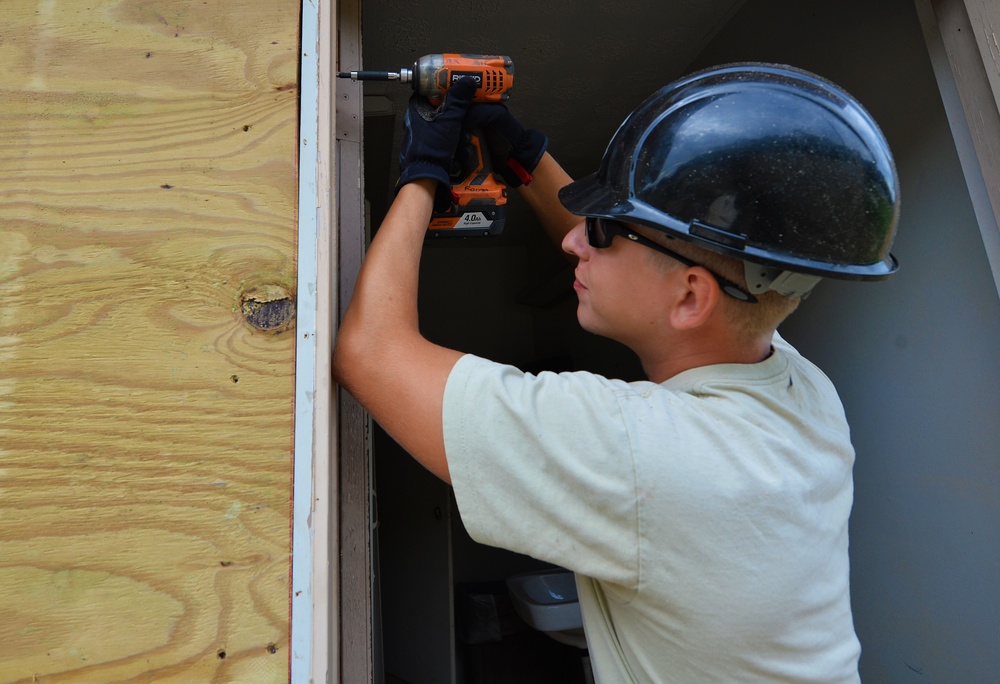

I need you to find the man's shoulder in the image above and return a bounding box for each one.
[451,353,640,393]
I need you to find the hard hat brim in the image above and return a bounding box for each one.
[558,173,899,281]
[559,172,626,219]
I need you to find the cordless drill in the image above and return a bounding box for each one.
[338,54,515,237]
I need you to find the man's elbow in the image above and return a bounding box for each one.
[332,322,400,399]
[332,326,364,391]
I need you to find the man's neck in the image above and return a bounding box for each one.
[639,332,773,383]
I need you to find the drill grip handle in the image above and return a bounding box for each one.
[455,127,488,179]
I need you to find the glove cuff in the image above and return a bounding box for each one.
[501,129,549,188]
[397,161,449,189]
[395,162,454,213]
[517,129,549,173]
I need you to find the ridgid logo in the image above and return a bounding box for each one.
[451,71,482,85]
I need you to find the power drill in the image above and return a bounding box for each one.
[338,54,515,237]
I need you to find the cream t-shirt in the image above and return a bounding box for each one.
[444,334,861,683]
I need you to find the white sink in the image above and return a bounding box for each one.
[506,569,587,649]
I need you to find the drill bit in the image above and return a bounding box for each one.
[337,69,414,83]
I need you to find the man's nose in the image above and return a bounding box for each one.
[561,220,588,260]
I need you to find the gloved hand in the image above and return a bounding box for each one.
[397,77,478,211]
[465,104,548,187]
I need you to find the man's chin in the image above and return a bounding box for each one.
[577,310,611,341]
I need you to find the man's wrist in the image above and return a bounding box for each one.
[400,177,437,197]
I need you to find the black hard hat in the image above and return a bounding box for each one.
[559,63,900,289]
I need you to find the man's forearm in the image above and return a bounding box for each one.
[337,180,434,350]
[518,152,580,250]
[332,179,462,483]
[332,179,437,409]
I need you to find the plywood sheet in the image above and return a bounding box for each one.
[0,1,300,681]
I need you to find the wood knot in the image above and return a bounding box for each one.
[240,284,295,333]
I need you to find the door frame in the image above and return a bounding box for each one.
[915,0,1000,296]
[290,0,342,681]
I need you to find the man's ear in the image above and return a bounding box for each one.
[668,267,722,330]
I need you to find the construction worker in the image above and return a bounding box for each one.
[333,64,899,683]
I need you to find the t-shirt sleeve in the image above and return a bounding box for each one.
[443,354,640,589]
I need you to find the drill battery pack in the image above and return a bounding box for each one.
[428,174,506,237]
[428,133,507,238]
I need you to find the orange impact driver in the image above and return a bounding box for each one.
[338,54,515,237]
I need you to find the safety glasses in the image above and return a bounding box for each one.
[584,217,758,303]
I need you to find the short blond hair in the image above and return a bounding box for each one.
[639,230,802,341]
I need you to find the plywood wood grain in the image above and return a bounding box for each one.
[0,1,300,681]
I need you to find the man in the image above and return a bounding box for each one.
[333,63,899,682]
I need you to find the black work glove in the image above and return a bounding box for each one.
[397,77,478,212]
[465,104,548,187]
